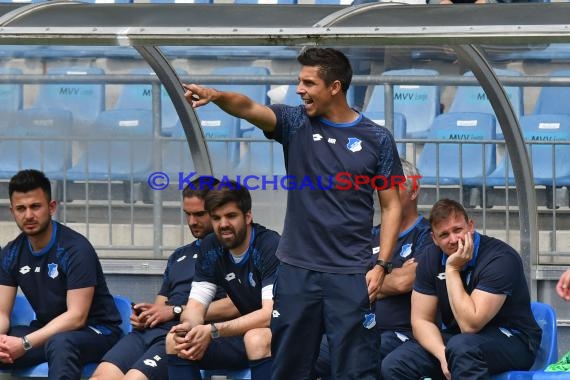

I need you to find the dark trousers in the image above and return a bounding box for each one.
[382,326,536,380]
[314,329,412,380]
[271,263,380,380]
[0,324,121,380]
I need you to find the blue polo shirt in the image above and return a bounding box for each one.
[373,216,431,331]
[194,223,280,316]
[414,232,542,353]
[0,221,121,329]
[268,105,403,274]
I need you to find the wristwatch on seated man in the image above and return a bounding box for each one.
[376,259,393,274]
[22,335,33,351]
[172,305,183,319]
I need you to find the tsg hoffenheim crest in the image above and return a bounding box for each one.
[346,137,362,152]
[47,263,59,279]
[400,243,413,258]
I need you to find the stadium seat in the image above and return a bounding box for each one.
[448,69,523,139]
[365,68,440,138]
[196,106,241,175]
[486,114,570,187]
[160,123,196,184]
[65,109,154,185]
[485,114,570,208]
[31,66,105,133]
[417,112,496,185]
[208,65,271,135]
[0,67,23,116]
[10,295,133,378]
[489,302,558,380]
[113,67,187,134]
[235,127,286,176]
[362,110,406,156]
[0,108,73,179]
[279,83,355,108]
[10,295,36,327]
[533,69,570,115]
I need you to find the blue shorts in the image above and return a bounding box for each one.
[102,327,169,380]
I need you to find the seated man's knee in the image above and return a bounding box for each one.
[165,332,178,354]
[45,332,75,355]
[445,333,482,362]
[380,349,403,378]
[89,362,124,380]
[244,328,271,360]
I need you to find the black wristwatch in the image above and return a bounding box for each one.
[376,259,393,274]
[210,323,220,339]
[172,305,183,319]
[22,335,33,351]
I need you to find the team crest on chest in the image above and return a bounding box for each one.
[400,243,413,258]
[346,137,362,152]
[47,263,59,279]
[248,272,256,287]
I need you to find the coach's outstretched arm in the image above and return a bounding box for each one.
[183,84,277,133]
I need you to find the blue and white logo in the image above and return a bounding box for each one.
[248,272,256,287]
[346,137,362,152]
[363,312,376,329]
[47,263,59,279]
[399,243,412,258]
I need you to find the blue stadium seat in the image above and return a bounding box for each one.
[235,127,286,176]
[448,69,523,139]
[32,66,105,133]
[0,67,23,116]
[201,368,252,379]
[196,106,241,175]
[486,114,570,188]
[533,69,570,115]
[35,45,132,60]
[0,108,73,179]
[160,123,196,182]
[0,45,45,59]
[65,109,154,183]
[11,295,133,379]
[113,67,186,134]
[362,111,406,156]
[10,295,36,327]
[489,302,558,380]
[280,83,355,107]
[208,66,271,135]
[417,112,496,185]
[365,68,440,138]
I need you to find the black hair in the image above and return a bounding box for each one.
[297,47,353,94]
[182,176,220,200]
[204,180,251,215]
[9,169,52,202]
